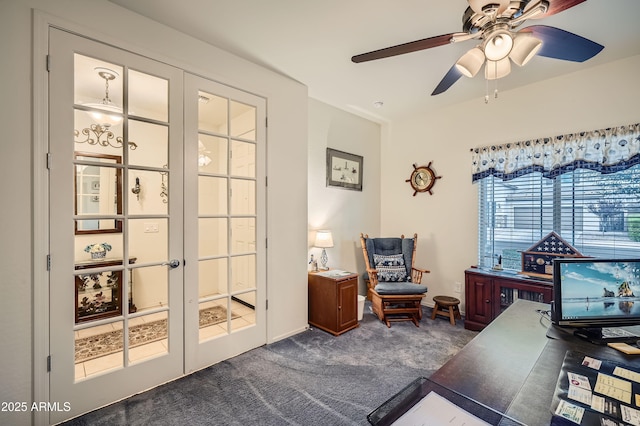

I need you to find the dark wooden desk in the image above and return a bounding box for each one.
[429,299,640,425]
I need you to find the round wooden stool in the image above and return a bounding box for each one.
[431,295,461,325]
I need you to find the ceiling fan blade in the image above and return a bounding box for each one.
[431,64,463,96]
[351,33,454,63]
[528,0,586,18]
[521,25,603,62]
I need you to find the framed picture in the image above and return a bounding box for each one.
[326,148,363,191]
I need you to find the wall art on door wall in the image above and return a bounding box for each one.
[326,148,363,191]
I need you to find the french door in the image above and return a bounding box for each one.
[183,74,266,373]
[48,28,266,424]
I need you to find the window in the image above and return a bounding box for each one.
[478,164,640,269]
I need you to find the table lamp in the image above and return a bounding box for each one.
[314,230,334,270]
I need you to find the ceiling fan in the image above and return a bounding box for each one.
[351,0,604,96]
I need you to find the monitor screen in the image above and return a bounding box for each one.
[553,258,640,328]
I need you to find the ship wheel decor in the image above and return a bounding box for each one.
[406,162,442,196]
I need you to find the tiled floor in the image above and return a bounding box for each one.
[74,299,255,381]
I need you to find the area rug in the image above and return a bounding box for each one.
[75,306,238,363]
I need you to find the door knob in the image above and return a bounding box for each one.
[163,259,180,269]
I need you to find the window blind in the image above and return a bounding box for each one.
[478,164,640,270]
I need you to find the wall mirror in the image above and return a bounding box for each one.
[75,152,123,234]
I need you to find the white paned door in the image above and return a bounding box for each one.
[46,28,266,423]
[183,74,266,372]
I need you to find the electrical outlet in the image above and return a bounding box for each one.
[144,222,159,233]
[454,281,462,293]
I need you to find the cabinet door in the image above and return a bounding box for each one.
[337,278,358,332]
[466,274,494,326]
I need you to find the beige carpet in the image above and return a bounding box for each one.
[75,306,238,363]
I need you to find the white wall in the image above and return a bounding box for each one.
[0,1,307,424]
[381,54,640,313]
[308,99,381,295]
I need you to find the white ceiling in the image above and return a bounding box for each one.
[109,0,640,122]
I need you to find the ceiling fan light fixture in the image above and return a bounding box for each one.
[484,31,514,61]
[485,58,511,80]
[510,34,543,66]
[455,47,485,78]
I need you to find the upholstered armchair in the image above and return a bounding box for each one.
[360,233,429,327]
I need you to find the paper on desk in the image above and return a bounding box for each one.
[594,373,632,404]
[392,391,491,426]
[614,366,640,383]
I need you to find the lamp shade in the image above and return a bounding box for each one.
[485,58,511,80]
[314,230,334,248]
[455,47,485,78]
[510,34,543,67]
[484,31,513,61]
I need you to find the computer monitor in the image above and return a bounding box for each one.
[552,258,640,340]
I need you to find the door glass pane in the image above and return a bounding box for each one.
[75,269,123,323]
[131,265,169,313]
[128,218,168,264]
[230,100,256,141]
[230,179,255,215]
[74,55,124,136]
[231,255,256,292]
[75,162,121,218]
[199,258,228,299]
[198,176,228,215]
[198,299,230,341]
[128,170,169,215]
[128,69,168,122]
[231,291,256,330]
[128,311,168,365]
[75,320,124,381]
[198,134,227,174]
[198,92,228,134]
[199,218,228,257]
[231,218,255,254]
[230,140,255,178]
[74,234,123,265]
[74,109,124,157]
[128,120,168,168]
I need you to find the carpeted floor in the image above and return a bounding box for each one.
[63,302,477,426]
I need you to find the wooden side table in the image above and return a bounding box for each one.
[308,270,359,336]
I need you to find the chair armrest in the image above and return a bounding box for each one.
[366,268,379,286]
[411,267,430,284]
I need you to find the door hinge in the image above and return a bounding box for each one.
[46,254,51,271]
[265,117,268,127]
[47,355,51,372]
[46,55,50,72]
[265,176,268,187]
[46,152,52,170]
[266,300,268,310]
[265,238,268,249]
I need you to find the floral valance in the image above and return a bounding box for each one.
[471,122,640,183]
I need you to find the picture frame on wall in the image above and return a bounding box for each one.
[326,148,363,191]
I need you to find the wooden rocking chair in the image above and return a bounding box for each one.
[360,233,429,327]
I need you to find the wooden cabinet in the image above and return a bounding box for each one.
[464,268,553,331]
[74,257,137,323]
[308,270,359,336]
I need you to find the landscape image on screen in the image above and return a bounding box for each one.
[560,261,640,319]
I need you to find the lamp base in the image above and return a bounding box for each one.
[320,248,329,270]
